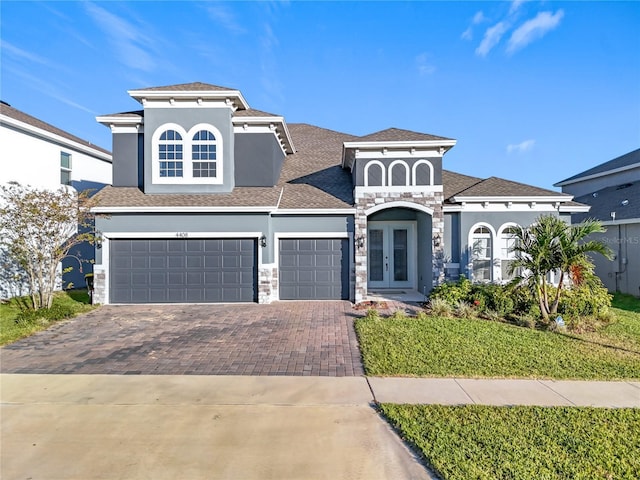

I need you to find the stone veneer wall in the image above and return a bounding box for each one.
[258,265,278,304]
[92,266,106,304]
[354,190,445,303]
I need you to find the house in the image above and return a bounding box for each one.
[0,101,113,297]
[91,82,584,305]
[555,149,640,296]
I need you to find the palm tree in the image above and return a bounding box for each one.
[509,215,611,321]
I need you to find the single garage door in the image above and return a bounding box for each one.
[279,238,349,300]
[110,238,257,303]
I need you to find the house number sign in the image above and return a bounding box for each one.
[176,232,189,238]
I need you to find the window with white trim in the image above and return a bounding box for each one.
[158,130,183,178]
[152,123,223,184]
[471,226,492,283]
[192,130,217,178]
[60,152,72,185]
[500,226,520,281]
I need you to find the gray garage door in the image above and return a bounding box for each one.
[279,238,349,300]
[110,238,257,303]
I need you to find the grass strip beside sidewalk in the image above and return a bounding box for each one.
[381,404,640,480]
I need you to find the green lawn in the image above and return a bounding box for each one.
[381,404,640,480]
[355,304,640,380]
[0,290,95,345]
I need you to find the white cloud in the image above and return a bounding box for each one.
[473,11,487,24]
[507,10,564,54]
[0,40,53,67]
[83,2,157,72]
[205,4,246,35]
[507,139,535,154]
[509,0,527,15]
[461,11,486,41]
[416,53,436,76]
[475,22,508,57]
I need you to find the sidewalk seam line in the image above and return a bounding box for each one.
[538,380,577,406]
[453,379,476,404]
[364,376,378,404]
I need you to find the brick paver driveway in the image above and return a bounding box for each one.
[0,302,364,376]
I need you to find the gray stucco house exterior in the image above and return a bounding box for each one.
[555,148,640,296]
[91,82,586,304]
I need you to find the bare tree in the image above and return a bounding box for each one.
[0,182,97,309]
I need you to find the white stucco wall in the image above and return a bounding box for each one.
[0,124,112,188]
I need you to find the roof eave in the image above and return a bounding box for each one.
[452,195,573,203]
[127,89,250,110]
[343,139,457,150]
[232,116,295,154]
[554,162,640,187]
[1,113,112,161]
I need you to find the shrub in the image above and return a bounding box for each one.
[14,302,76,326]
[427,298,453,317]
[559,283,612,320]
[454,301,475,318]
[483,309,503,322]
[470,283,515,317]
[430,277,472,305]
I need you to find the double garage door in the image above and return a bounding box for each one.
[109,237,349,303]
[110,238,257,304]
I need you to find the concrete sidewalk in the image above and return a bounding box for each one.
[2,375,639,480]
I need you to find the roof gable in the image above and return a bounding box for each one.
[132,82,236,92]
[358,127,453,142]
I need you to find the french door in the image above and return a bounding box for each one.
[367,222,416,289]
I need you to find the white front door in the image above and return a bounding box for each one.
[367,221,416,289]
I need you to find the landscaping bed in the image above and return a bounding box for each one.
[0,289,95,345]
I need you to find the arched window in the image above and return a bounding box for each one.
[192,130,217,178]
[389,161,409,186]
[471,226,492,283]
[412,160,433,186]
[365,161,384,186]
[158,130,183,178]
[500,225,520,282]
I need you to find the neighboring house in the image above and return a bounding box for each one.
[555,149,640,296]
[91,82,585,305]
[0,101,113,297]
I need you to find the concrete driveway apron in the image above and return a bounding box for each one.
[0,302,364,376]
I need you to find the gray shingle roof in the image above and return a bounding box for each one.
[442,170,483,200]
[1,102,111,156]
[132,82,236,92]
[555,148,640,185]
[358,127,453,142]
[572,181,640,222]
[94,120,580,211]
[452,176,571,198]
[277,124,357,209]
[95,186,281,208]
[233,108,279,118]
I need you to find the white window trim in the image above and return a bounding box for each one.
[411,159,434,186]
[388,160,410,187]
[468,222,497,283]
[497,222,520,283]
[60,151,72,185]
[151,123,224,185]
[364,160,385,187]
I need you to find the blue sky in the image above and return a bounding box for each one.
[2,1,639,190]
